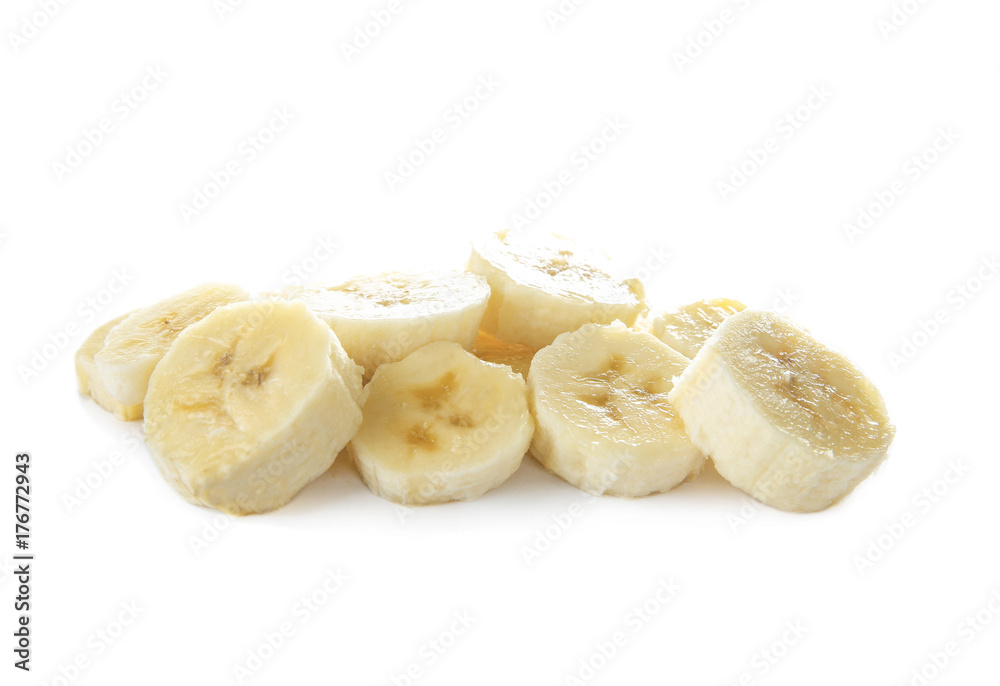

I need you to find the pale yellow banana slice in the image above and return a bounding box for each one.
[650,298,746,358]
[471,331,534,378]
[528,322,704,497]
[468,230,646,350]
[281,271,489,380]
[75,312,143,420]
[668,309,895,512]
[144,299,363,515]
[95,283,248,406]
[348,341,533,506]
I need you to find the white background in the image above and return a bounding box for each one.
[2,0,999,684]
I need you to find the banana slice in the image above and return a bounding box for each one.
[528,322,704,497]
[144,299,363,515]
[94,283,248,407]
[75,312,143,420]
[650,298,746,358]
[471,331,534,378]
[668,309,894,512]
[348,341,533,506]
[281,271,490,379]
[468,230,646,350]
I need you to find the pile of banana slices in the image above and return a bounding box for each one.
[76,231,894,515]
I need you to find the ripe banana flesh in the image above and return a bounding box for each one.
[468,230,646,350]
[75,312,143,421]
[668,309,895,512]
[650,298,746,358]
[528,322,704,497]
[144,299,363,515]
[95,283,249,407]
[471,331,534,378]
[281,271,490,379]
[349,341,533,506]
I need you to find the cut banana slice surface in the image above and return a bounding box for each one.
[281,271,489,379]
[468,230,646,350]
[668,309,894,512]
[75,312,143,421]
[471,331,534,378]
[528,322,704,497]
[650,298,746,358]
[95,283,248,406]
[349,341,533,506]
[144,299,363,515]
